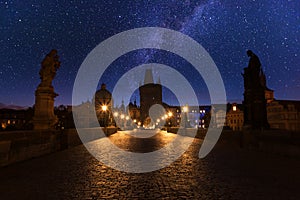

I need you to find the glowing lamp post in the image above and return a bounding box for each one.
[113,111,118,117]
[120,114,125,129]
[102,105,107,112]
[167,111,173,127]
[183,105,188,128]
[113,112,118,127]
[101,105,108,133]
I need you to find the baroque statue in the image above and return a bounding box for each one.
[242,50,269,130]
[33,49,60,130]
[39,49,60,87]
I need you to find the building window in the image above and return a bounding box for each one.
[233,105,237,111]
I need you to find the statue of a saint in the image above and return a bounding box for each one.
[246,50,261,86]
[242,50,269,129]
[39,49,60,87]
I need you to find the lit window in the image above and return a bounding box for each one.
[182,106,188,113]
[233,105,237,111]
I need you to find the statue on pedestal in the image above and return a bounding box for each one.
[242,50,269,130]
[39,49,60,87]
[33,49,61,130]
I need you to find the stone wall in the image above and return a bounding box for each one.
[166,127,300,158]
[0,127,117,167]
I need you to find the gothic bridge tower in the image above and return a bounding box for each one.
[139,69,162,125]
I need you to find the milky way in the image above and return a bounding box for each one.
[0,0,299,106]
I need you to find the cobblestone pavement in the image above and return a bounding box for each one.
[0,130,300,200]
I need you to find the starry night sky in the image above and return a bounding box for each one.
[1,0,299,107]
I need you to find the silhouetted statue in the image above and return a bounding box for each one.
[33,49,60,130]
[39,49,60,87]
[246,50,261,87]
[242,50,269,130]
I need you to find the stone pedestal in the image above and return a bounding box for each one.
[242,67,269,130]
[33,86,58,130]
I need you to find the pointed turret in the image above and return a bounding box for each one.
[144,69,154,84]
[157,76,161,85]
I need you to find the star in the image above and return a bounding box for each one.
[0,0,299,106]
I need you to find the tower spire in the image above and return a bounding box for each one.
[144,68,154,84]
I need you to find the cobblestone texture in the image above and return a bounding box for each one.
[0,130,299,199]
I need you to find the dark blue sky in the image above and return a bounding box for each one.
[0,0,299,107]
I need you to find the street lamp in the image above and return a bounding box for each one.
[101,105,108,133]
[102,105,107,112]
[183,106,188,113]
[113,112,118,127]
[120,114,125,130]
[167,112,173,127]
[183,105,188,128]
[113,112,118,117]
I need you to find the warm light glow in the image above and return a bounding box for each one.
[157,119,160,122]
[164,114,168,118]
[120,114,125,119]
[183,106,188,113]
[113,112,119,117]
[161,117,165,120]
[233,105,237,111]
[133,119,137,123]
[101,105,107,111]
[138,122,141,126]
[168,112,173,117]
[125,116,129,120]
